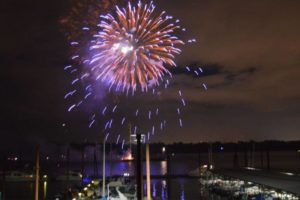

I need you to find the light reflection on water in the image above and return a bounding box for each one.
[152,182,156,197]
[181,184,185,200]
[44,181,47,199]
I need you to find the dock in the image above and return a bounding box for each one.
[213,168,300,196]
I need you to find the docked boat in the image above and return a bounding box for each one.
[4,170,47,182]
[188,164,211,176]
[55,171,82,181]
[5,171,34,182]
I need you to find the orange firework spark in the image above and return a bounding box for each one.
[89,1,184,92]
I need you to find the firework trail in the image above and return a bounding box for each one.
[63,1,206,145]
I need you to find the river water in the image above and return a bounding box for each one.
[2,151,299,200]
[2,154,207,200]
[3,178,206,200]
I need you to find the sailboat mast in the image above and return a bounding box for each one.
[35,145,40,200]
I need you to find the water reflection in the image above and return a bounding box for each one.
[180,184,185,200]
[43,181,47,199]
[161,181,165,199]
[140,179,189,200]
[152,182,156,197]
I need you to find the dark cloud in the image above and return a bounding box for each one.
[170,63,222,77]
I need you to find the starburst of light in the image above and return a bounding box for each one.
[62,0,206,145]
[89,1,184,92]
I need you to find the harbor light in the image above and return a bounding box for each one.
[162,146,166,153]
[281,172,294,176]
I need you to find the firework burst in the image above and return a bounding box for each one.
[63,1,206,145]
[89,1,184,92]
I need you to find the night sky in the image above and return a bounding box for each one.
[1,0,300,147]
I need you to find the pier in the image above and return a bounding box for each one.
[213,168,300,196]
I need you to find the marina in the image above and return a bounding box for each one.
[2,0,300,199]
[1,148,300,200]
